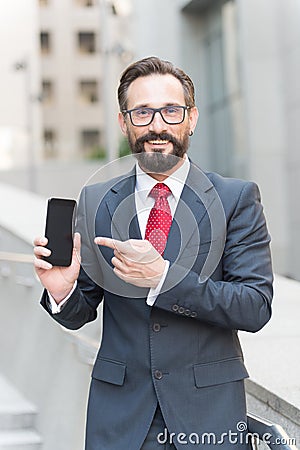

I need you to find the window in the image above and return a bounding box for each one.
[78,32,96,54]
[42,80,54,103]
[79,80,99,103]
[44,129,57,158]
[81,129,103,156]
[203,0,244,177]
[75,0,95,6]
[40,31,51,55]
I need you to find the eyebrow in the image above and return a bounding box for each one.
[131,102,183,109]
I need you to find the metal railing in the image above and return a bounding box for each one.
[248,413,298,449]
[0,251,36,287]
[0,250,99,363]
[0,251,34,263]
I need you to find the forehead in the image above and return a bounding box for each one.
[126,74,185,108]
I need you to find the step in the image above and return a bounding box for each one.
[0,429,42,450]
[0,376,37,431]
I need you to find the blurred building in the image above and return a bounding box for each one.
[39,0,103,160]
[0,0,133,173]
[0,0,42,173]
[132,0,300,280]
[38,0,132,162]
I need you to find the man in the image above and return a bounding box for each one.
[34,56,273,450]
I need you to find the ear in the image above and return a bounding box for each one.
[188,106,199,134]
[118,112,128,136]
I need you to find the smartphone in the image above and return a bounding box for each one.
[44,198,77,267]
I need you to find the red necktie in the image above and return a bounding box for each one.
[145,183,172,255]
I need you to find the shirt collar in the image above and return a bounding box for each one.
[135,155,190,203]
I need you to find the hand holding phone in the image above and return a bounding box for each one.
[43,198,77,267]
[34,197,79,302]
[34,231,81,304]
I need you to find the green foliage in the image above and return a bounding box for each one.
[84,137,131,160]
[118,137,131,158]
[88,145,107,160]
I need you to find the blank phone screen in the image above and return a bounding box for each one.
[44,198,76,266]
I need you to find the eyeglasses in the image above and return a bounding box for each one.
[122,105,191,127]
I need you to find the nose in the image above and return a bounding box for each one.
[148,111,168,134]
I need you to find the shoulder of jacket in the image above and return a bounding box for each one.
[82,170,135,196]
[206,171,257,190]
[204,171,259,204]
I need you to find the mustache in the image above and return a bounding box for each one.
[134,133,179,152]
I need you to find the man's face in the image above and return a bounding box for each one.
[118,74,199,175]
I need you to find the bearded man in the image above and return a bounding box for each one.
[34,56,273,450]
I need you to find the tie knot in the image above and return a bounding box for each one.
[149,183,171,201]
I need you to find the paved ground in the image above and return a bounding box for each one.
[240,274,300,413]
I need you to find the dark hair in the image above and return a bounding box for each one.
[117,56,195,111]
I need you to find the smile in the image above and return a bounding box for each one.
[147,140,169,145]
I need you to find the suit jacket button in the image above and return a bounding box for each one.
[172,304,179,312]
[190,311,197,318]
[154,370,163,380]
[178,307,185,314]
[184,309,191,316]
[153,323,161,332]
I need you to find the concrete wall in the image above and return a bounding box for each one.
[0,249,91,450]
[132,0,300,280]
[0,157,135,199]
[131,0,181,63]
[0,160,102,200]
[277,0,300,279]
[238,0,289,275]
[0,184,101,450]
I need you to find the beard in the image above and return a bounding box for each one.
[127,131,190,174]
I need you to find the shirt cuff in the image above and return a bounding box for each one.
[47,281,77,314]
[146,260,170,306]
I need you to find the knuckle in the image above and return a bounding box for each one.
[122,266,130,274]
[125,258,133,267]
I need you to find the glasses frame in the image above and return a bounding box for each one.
[122,105,191,127]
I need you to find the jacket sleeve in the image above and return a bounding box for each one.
[40,268,103,330]
[154,181,273,332]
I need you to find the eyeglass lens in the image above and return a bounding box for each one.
[130,106,186,126]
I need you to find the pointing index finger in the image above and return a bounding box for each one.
[94,237,123,251]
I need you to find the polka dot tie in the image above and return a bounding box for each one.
[145,183,172,255]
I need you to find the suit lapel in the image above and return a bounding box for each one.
[105,168,142,241]
[163,162,217,263]
[103,162,223,268]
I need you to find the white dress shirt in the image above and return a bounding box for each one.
[49,156,190,313]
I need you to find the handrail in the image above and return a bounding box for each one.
[61,327,99,366]
[0,251,34,263]
[247,413,298,449]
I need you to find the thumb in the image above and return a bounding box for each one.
[73,232,81,264]
[74,232,81,251]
